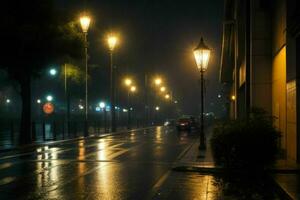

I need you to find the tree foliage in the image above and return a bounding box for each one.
[210,108,280,170]
[0,0,84,144]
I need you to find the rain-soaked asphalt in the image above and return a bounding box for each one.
[0,127,279,200]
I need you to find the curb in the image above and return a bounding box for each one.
[172,165,222,174]
[267,175,294,200]
[0,126,155,154]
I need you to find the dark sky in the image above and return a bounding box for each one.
[61,0,224,115]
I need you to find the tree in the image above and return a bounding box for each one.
[0,1,84,144]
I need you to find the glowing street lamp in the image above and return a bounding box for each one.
[37,99,41,104]
[49,68,57,76]
[155,106,160,111]
[6,99,11,104]
[165,94,170,100]
[154,78,162,86]
[193,37,211,150]
[124,78,132,87]
[99,101,107,132]
[46,95,53,102]
[160,86,166,92]
[107,34,119,132]
[130,86,137,93]
[194,37,211,72]
[99,102,106,109]
[78,104,84,110]
[231,95,236,101]
[80,15,91,33]
[80,14,91,137]
[107,35,118,51]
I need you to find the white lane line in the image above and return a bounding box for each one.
[0,176,16,186]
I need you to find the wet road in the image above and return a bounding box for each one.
[0,127,204,200]
[0,127,280,200]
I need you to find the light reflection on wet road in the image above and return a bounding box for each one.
[0,127,208,199]
[0,127,278,200]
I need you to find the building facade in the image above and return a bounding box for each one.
[220,0,300,162]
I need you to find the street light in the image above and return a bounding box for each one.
[107,35,118,51]
[107,34,118,132]
[154,78,162,86]
[231,95,236,101]
[155,106,160,111]
[130,86,137,92]
[126,85,137,129]
[99,102,106,109]
[80,14,91,136]
[46,95,53,102]
[49,68,57,76]
[80,15,91,33]
[37,99,41,104]
[99,101,107,132]
[124,78,132,87]
[193,37,211,150]
[165,94,170,100]
[160,86,166,92]
[6,99,11,104]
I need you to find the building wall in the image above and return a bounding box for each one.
[222,0,299,162]
[272,46,287,152]
[250,0,272,113]
[287,80,297,160]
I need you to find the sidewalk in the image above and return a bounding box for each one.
[172,127,219,173]
[172,127,300,200]
[269,160,300,200]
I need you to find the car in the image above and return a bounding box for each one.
[176,116,199,131]
[176,118,190,131]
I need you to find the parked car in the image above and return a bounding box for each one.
[176,116,198,131]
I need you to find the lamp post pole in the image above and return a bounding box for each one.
[80,14,91,137]
[127,91,131,129]
[110,50,116,132]
[193,37,211,150]
[199,69,205,149]
[107,35,118,132]
[84,32,89,136]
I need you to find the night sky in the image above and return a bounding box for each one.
[60,0,224,116]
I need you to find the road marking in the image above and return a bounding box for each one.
[0,176,16,186]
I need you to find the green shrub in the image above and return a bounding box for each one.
[210,108,280,170]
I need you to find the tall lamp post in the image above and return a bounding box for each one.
[193,37,211,150]
[107,35,118,132]
[80,14,91,136]
[128,85,137,129]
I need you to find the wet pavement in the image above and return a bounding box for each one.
[0,127,281,200]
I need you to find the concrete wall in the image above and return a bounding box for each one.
[287,80,297,160]
[272,46,287,153]
[250,0,272,114]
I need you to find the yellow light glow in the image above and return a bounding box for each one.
[193,38,211,71]
[154,78,162,86]
[231,95,236,101]
[107,35,118,51]
[124,78,132,87]
[160,86,166,92]
[165,94,170,99]
[80,15,91,33]
[130,86,136,92]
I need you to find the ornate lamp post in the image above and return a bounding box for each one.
[107,35,118,132]
[193,37,211,150]
[80,14,91,136]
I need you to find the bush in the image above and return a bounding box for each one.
[210,108,280,170]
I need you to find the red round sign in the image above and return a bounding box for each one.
[43,102,54,114]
